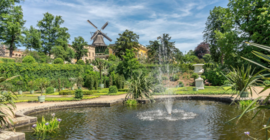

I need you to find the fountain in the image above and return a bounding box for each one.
[164,98,174,115]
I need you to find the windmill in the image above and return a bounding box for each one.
[87,20,112,54]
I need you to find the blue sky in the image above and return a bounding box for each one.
[19,0,228,53]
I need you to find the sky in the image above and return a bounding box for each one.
[19,0,228,53]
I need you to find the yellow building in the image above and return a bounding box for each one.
[135,44,148,59]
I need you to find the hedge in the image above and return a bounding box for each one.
[0,63,93,90]
[59,90,94,95]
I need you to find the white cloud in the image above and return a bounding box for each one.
[19,0,225,52]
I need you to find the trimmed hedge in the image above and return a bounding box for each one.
[118,89,128,92]
[59,90,94,95]
[0,63,93,90]
[75,89,83,99]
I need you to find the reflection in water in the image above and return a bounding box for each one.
[16,100,269,140]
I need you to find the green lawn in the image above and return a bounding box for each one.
[15,96,99,103]
[154,86,235,95]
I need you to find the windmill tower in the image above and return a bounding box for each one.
[87,20,112,55]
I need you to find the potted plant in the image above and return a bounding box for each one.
[69,77,77,90]
[37,78,49,103]
[17,81,24,95]
[28,80,36,94]
[77,77,83,89]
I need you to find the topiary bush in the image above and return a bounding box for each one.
[59,90,74,95]
[22,55,36,63]
[53,58,64,64]
[46,87,54,94]
[75,89,83,99]
[76,60,85,65]
[109,86,118,93]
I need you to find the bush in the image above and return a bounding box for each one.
[118,89,128,92]
[191,73,199,80]
[170,75,179,81]
[109,86,118,93]
[153,84,166,93]
[83,90,93,95]
[126,99,137,106]
[53,58,64,64]
[22,55,36,63]
[179,81,184,87]
[46,87,54,94]
[204,68,227,86]
[162,76,168,80]
[75,89,83,99]
[59,90,74,95]
[76,60,85,65]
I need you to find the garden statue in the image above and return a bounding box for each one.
[193,64,204,90]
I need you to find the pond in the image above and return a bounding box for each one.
[16,100,268,140]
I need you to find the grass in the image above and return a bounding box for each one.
[15,96,99,103]
[154,86,235,95]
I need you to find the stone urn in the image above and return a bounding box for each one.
[193,64,204,90]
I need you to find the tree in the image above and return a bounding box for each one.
[37,12,70,56]
[203,54,212,63]
[0,0,22,40]
[203,6,228,63]
[51,46,67,60]
[1,6,25,57]
[194,42,210,59]
[110,30,140,60]
[146,40,159,63]
[93,58,107,84]
[117,49,140,79]
[22,26,42,51]
[71,36,88,61]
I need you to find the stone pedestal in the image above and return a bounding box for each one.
[193,64,205,90]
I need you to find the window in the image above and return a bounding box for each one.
[89,53,91,57]
[92,53,94,56]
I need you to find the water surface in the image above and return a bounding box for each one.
[17,100,269,140]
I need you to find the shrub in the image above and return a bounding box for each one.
[191,73,199,80]
[162,76,168,80]
[82,90,93,95]
[22,55,36,63]
[118,89,128,92]
[153,84,166,93]
[46,87,54,94]
[201,75,206,80]
[53,58,64,64]
[59,90,74,95]
[126,99,137,106]
[170,74,179,81]
[109,86,118,93]
[75,89,83,99]
[179,81,184,87]
[204,68,226,86]
[76,60,85,65]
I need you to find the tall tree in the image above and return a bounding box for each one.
[146,40,159,63]
[194,42,210,59]
[71,36,88,61]
[1,6,25,57]
[117,49,140,79]
[0,0,22,41]
[22,26,42,51]
[110,30,140,60]
[37,12,70,56]
[227,0,270,67]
